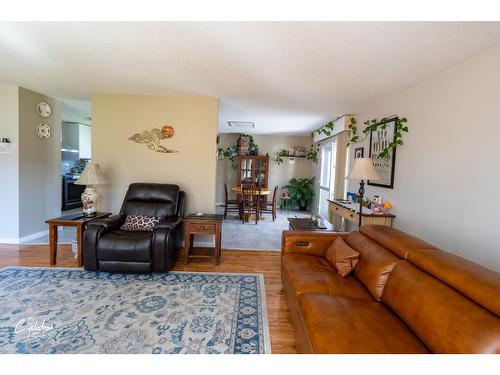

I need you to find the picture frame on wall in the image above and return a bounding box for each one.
[368,117,397,189]
[354,147,364,158]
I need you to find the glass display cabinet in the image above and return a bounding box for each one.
[237,155,269,188]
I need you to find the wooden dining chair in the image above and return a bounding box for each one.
[260,185,278,221]
[224,183,240,219]
[241,182,261,224]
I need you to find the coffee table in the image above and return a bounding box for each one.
[287,217,336,231]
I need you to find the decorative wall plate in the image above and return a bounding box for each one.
[36,101,52,118]
[36,123,51,139]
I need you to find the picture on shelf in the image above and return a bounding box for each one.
[354,147,364,158]
[368,117,397,189]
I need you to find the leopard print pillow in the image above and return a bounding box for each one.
[120,215,161,232]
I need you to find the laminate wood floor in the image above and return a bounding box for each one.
[0,244,297,354]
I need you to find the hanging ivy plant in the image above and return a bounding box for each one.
[310,115,350,138]
[216,134,260,168]
[347,116,408,159]
[273,149,288,165]
[306,143,319,163]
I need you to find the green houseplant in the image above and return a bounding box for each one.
[282,177,315,211]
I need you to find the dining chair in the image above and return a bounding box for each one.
[241,182,261,224]
[223,183,240,219]
[260,185,278,221]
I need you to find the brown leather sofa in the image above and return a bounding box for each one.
[83,183,184,273]
[281,225,500,353]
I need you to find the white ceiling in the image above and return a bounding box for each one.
[1,22,500,135]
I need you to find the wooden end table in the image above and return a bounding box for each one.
[183,214,223,265]
[46,212,111,267]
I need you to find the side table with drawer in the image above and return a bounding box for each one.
[183,214,223,265]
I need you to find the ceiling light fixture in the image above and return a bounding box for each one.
[228,121,255,129]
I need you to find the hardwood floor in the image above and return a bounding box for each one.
[0,243,297,354]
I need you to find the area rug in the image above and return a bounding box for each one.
[0,267,271,354]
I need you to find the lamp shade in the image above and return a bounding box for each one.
[75,163,108,185]
[347,157,380,181]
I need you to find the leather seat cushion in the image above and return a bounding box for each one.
[282,254,372,300]
[97,230,153,262]
[297,293,430,353]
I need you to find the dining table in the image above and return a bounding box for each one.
[231,186,271,222]
[231,186,271,196]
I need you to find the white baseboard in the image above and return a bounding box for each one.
[0,227,63,244]
[0,238,19,244]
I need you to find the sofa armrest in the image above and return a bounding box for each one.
[156,216,183,230]
[87,215,124,231]
[281,230,348,257]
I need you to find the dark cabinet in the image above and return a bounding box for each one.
[237,156,269,188]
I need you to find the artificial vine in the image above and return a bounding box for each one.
[217,134,259,168]
[347,116,408,159]
[273,144,319,165]
[306,143,319,163]
[310,115,347,138]
[273,149,288,165]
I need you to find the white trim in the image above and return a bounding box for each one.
[20,229,51,243]
[313,114,353,143]
[0,238,19,244]
[0,227,63,244]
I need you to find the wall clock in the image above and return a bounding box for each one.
[36,123,51,139]
[36,101,52,118]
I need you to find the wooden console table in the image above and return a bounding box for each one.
[328,199,395,231]
[46,212,111,267]
[183,214,223,265]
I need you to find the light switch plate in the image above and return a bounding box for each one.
[0,143,12,154]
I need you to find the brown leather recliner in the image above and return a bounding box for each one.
[281,225,500,353]
[83,183,184,273]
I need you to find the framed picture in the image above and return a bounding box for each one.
[368,117,397,189]
[354,147,364,158]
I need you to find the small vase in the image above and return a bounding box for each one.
[81,186,98,216]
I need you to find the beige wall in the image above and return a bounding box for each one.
[92,93,219,215]
[0,85,19,240]
[216,134,314,204]
[347,43,500,271]
[18,88,62,237]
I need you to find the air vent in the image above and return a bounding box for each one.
[228,121,255,129]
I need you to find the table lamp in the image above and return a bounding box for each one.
[75,163,108,216]
[347,157,380,227]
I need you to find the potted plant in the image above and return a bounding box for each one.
[282,177,315,211]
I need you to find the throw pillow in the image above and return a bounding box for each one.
[325,237,360,277]
[120,215,161,232]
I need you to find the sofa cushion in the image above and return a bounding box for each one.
[282,253,371,300]
[325,237,360,277]
[345,231,400,301]
[97,230,153,262]
[381,261,500,353]
[297,293,429,353]
[407,248,500,317]
[360,225,438,259]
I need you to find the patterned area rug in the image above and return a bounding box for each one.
[0,267,271,354]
